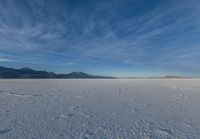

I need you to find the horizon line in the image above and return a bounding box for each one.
[0,65,199,79]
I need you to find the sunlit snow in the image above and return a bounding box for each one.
[0,79,200,139]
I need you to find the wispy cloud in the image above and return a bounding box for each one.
[0,58,15,62]
[0,0,200,76]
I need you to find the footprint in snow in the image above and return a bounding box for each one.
[131,108,138,112]
[51,113,74,120]
[5,92,38,97]
[144,103,151,107]
[70,106,79,111]
[0,128,10,135]
[79,112,93,119]
[156,128,173,138]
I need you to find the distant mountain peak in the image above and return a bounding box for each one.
[70,71,86,74]
[20,67,34,71]
[21,67,31,69]
[69,71,89,75]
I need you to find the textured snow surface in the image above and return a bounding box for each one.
[0,79,200,139]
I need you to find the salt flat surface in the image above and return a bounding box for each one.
[0,79,200,139]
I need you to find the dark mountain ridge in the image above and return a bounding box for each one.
[0,66,113,79]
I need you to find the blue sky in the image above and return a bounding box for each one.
[0,0,200,77]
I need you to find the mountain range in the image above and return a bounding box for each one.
[0,66,114,79]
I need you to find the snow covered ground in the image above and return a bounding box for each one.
[0,79,200,139]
